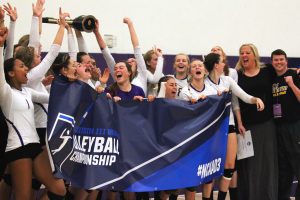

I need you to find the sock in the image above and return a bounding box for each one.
[218,191,227,200]
[229,187,237,200]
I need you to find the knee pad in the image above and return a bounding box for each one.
[223,168,235,180]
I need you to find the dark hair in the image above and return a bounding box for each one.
[108,61,133,96]
[204,53,221,73]
[157,75,174,95]
[4,58,16,83]
[15,46,34,68]
[271,49,287,60]
[77,52,89,63]
[51,53,71,76]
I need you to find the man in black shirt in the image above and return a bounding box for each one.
[271,49,300,200]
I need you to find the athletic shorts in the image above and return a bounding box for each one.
[36,128,47,146]
[4,143,43,164]
[228,125,236,134]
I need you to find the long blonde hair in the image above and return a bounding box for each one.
[235,43,262,72]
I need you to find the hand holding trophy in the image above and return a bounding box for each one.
[42,13,96,33]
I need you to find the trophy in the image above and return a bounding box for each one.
[42,15,96,33]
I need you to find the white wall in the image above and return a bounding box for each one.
[4,0,300,57]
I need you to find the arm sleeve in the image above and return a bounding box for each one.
[134,46,148,81]
[147,56,164,84]
[28,16,40,48]
[29,88,49,104]
[231,94,240,111]
[27,44,61,84]
[68,31,77,61]
[0,47,13,114]
[229,68,238,82]
[227,76,253,104]
[76,32,88,53]
[101,47,116,76]
[4,21,15,60]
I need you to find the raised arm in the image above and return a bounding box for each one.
[27,8,68,83]
[0,6,5,28]
[93,19,116,74]
[123,17,139,48]
[38,0,45,36]
[75,29,88,53]
[0,27,12,112]
[3,3,17,60]
[65,23,77,61]
[123,17,147,78]
[29,0,44,48]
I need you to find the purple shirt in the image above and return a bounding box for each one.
[105,84,145,100]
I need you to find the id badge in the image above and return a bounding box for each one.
[273,103,282,118]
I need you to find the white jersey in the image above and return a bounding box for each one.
[26,44,61,128]
[205,74,253,125]
[180,83,215,101]
[0,47,49,151]
[171,75,188,99]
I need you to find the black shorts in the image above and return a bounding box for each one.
[36,128,47,146]
[4,143,43,164]
[228,125,236,134]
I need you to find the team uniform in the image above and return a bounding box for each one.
[103,46,164,96]
[180,82,215,101]
[25,44,60,146]
[173,75,188,99]
[272,69,300,200]
[0,47,49,163]
[205,74,253,132]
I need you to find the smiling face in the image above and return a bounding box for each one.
[113,62,131,85]
[174,54,189,75]
[165,78,177,99]
[272,54,288,76]
[239,45,256,70]
[190,60,206,81]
